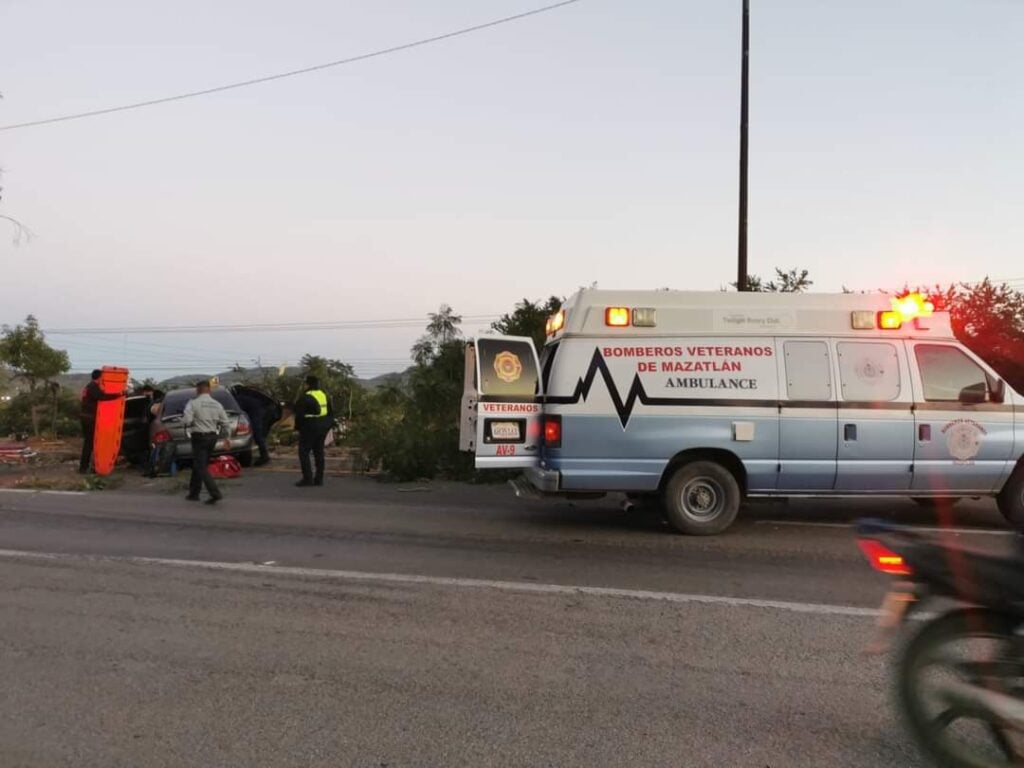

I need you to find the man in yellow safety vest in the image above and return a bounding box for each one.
[293,375,334,487]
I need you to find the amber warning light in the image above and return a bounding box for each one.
[605,307,631,327]
[545,309,566,336]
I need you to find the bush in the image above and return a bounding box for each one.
[0,389,80,438]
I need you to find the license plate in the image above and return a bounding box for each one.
[490,421,521,440]
[865,588,915,655]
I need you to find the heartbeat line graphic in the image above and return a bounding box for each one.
[544,348,776,428]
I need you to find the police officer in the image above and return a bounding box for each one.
[293,375,333,487]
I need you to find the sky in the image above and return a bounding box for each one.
[1,0,1022,380]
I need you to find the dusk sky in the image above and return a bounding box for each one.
[1,0,1021,380]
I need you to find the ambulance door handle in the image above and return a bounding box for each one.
[843,424,857,442]
[919,424,931,442]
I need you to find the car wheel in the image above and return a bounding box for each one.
[663,461,741,536]
[997,465,1024,530]
[237,450,253,468]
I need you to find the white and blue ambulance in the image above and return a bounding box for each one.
[460,289,1024,535]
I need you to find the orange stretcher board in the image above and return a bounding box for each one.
[92,366,129,477]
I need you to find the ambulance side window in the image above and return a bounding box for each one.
[477,339,540,399]
[836,342,901,401]
[784,341,832,401]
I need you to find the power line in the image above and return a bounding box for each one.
[0,0,584,132]
[43,315,500,335]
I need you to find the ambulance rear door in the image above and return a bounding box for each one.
[461,336,543,469]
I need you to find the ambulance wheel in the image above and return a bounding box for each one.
[997,467,1024,530]
[663,461,741,536]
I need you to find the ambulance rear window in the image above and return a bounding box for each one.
[477,339,539,399]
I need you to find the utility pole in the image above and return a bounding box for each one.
[737,0,751,291]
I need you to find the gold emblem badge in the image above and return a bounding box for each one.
[493,351,523,384]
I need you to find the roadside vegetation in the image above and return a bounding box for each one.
[3,275,1023,481]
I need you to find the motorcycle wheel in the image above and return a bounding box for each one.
[898,609,1024,768]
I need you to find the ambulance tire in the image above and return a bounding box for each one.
[663,461,741,536]
[997,466,1024,530]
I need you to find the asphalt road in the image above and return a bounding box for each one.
[0,473,1014,767]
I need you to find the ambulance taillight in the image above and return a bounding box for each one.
[543,415,562,448]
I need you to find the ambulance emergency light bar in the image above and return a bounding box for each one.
[851,292,935,332]
[546,292,936,336]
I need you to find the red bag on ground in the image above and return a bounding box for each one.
[208,455,242,479]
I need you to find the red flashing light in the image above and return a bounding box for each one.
[857,539,912,576]
[543,415,562,448]
[893,293,935,322]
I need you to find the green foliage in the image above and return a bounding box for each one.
[345,306,472,481]
[0,389,79,438]
[736,267,814,293]
[0,317,72,436]
[914,279,1024,393]
[491,296,563,352]
[0,315,70,390]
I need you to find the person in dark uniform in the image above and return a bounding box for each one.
[79,369,124,474]
[233,388,272,466]
[293,375,333,487]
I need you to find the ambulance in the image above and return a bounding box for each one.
[459,289,1024,535]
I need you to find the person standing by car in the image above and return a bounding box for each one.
[293,375,333,487]
[233,387,272,467]
[182,380,230,504]
[79,369,125,474]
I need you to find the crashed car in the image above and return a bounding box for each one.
[149,387,255,466]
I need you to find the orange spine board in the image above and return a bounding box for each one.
[92,366,130,477]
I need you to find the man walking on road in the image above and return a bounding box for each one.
[183,380,230,505]
[293,375,333,487]
[79,369,124,474]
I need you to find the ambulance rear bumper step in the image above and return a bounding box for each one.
[509,475,543,500]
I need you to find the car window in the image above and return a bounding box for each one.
[160,389,240,417]
[915,345,989,402]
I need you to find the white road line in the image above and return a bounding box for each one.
[756,519,1013,536]
[0,489,86,496]
[0,547,879,618]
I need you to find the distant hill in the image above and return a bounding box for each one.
[156,366,411,393]
[31,366,410,396]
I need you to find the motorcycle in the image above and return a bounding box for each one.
[857,518,1024,768]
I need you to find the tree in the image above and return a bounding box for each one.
[346,307,471,480]
[920,280,1024,392]
[0,316,71,435]
[491,296,563,352]
[734,267,813,293]
[425,305,462,345]
[0,316,70,390]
